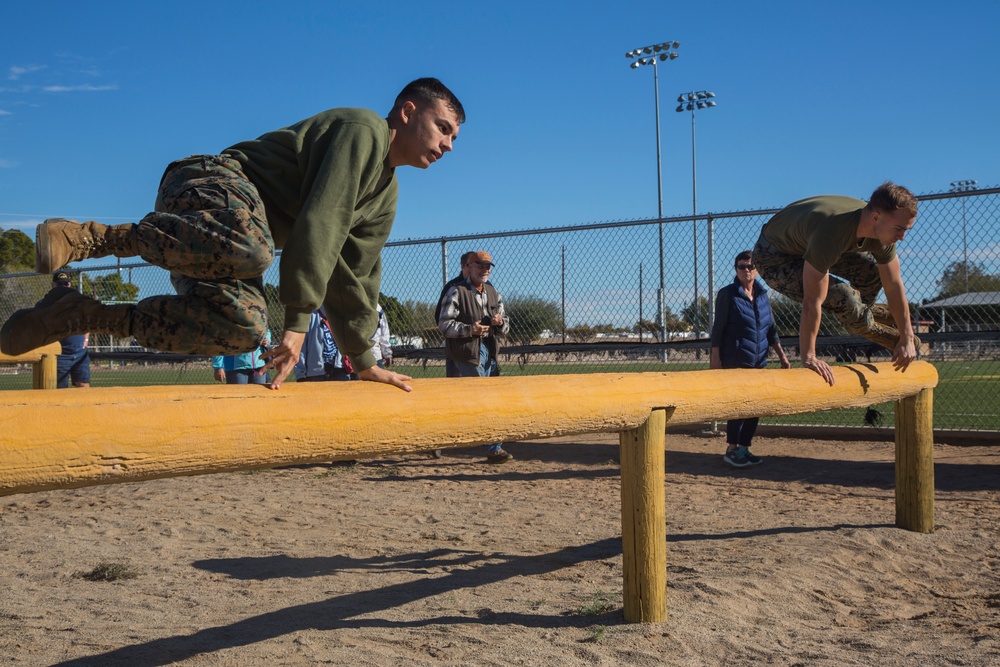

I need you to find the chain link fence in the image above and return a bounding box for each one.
[2,187,998,432]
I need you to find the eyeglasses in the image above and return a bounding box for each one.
[736,263,755,271]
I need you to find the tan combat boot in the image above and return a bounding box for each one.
[0,287,135,356]
[856,320,921,354]
[36,218,139,274]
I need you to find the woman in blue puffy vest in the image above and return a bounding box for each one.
[710,250,790,468]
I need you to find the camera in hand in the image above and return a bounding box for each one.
[480,316,492,325]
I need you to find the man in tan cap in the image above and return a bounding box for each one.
[436,250,513,463]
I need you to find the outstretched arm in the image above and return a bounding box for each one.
[771,341,791,369]
[800,262,835,386]
[878,257,917,372]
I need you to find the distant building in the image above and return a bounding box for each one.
[919,292,1000,332]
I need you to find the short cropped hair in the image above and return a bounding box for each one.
[867,181,918,217]
[392,77,465,124]
[460,251,476,267]
[734,250,753,269]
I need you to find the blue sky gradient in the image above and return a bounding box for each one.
[1,0,997,243]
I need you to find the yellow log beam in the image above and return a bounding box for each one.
[0,342,61,390]
[0,361,937,497]
[0,342,62,365]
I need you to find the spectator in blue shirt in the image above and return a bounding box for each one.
[293,308,356,382]
[212,330,270,385]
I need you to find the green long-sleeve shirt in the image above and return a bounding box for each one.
[224,108,398,371]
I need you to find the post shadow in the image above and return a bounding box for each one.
[51,538,621,667]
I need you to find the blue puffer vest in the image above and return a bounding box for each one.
[717,278,775,369]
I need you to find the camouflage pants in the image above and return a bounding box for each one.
[131,155,274,355]
[753,228,883,335]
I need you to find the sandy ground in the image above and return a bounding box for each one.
[0,433,997,667]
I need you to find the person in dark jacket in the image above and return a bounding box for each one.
[437,250,512,464]
[710,250,790,468]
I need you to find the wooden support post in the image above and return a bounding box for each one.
[895,387,934,533]
[619,408,668,623]
[33,352,58,390]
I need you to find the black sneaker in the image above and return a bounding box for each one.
[723,447,751,468]
[741,447,763,465]
[486,449,513,464]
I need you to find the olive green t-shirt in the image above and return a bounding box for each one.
[762,195,896,273]
[223,108,397,371]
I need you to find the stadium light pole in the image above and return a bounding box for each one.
[676,91,716,346]
[949,179,978,293]
[626,40,680,357]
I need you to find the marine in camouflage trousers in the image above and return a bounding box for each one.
[130,155,274,355]
[752,227,883,337]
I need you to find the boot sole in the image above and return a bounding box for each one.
[0,286,75,355]
[36,222,53,274]
[0,309,26,355]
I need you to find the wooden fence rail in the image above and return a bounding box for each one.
[0,360,938,623]
[0,342,61,390]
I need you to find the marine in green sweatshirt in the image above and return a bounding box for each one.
[6,78,464,394]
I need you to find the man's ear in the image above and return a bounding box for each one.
[398,100,416,125]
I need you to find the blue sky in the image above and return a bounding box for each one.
[1,0,997,244]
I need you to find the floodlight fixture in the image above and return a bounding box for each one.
[949,179,979,292]
[675,89,719,344]
[950,179,978,191]
[624,39,682,355]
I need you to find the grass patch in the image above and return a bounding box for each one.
[575,591,618,616]
[315,462,360,477]
[367,465,403,478]
[76,562,140,582]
